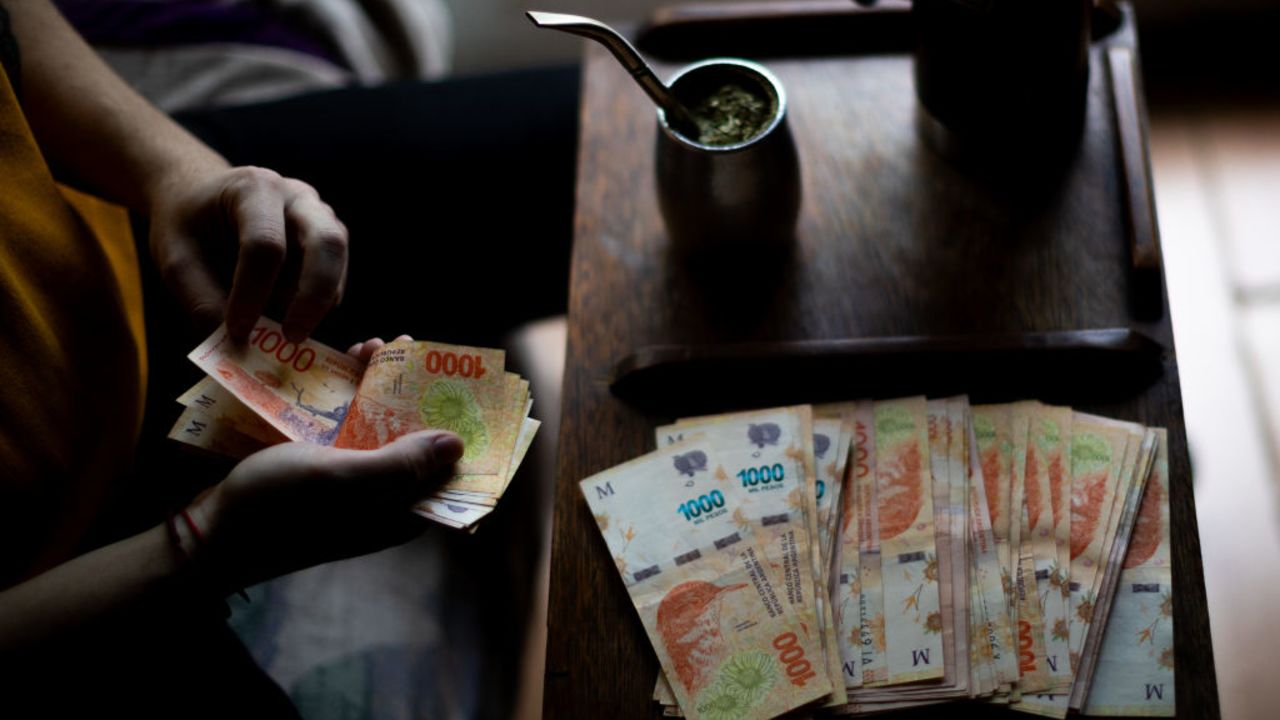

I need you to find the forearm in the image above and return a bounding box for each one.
[0,523,197,658]
[4,0,229,212]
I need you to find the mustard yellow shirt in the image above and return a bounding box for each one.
[0,59,147,585]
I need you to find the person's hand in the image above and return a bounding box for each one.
[148,165,348,343]
[187,430,463,592]
[347,335,413,364]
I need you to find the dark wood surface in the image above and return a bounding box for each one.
[1107,46,1162,274]
[544,6,1218,718]
[609,328,1169,422]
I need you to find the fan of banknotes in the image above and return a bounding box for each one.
[580,398,1173,719]
[167,318,539,530]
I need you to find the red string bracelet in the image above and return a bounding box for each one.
[179,509,207,545]
[166,509,230,619]
[172,508,251,604]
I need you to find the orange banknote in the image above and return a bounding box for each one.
[874,397,945,685]
[177,319,536,530]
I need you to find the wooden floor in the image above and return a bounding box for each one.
[1151,104,1280,720]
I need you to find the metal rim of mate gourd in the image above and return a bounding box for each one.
[658,58,787,153]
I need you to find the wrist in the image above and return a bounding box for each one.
[141,151,230,217]
[171,486,241,598]
[164,512,233,618]
[185,485,222,551]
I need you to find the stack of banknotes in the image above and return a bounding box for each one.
[580,398,1173,719]
[168,318,539,530]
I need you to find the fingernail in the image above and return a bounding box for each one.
[431,434,464,464]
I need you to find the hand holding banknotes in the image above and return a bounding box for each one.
[173,318,540,529]
[185,429,463,593]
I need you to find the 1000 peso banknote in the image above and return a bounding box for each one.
[658,406,846,706]
[873,397,945,685]
[176,319,536,530]
[188,319,362,445]
[583,438,832,720]
[1083,430,1173,716]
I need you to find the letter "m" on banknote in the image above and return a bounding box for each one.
[596,482,615,499]
[1145,684,1164,700]
[911,649,931,667]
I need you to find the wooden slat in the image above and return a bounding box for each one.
[1109,46,1163,273]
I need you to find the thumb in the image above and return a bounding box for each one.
[327,430,465,504]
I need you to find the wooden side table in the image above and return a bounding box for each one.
[543,4,1218,717]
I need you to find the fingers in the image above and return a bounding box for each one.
[348,335,414,363]
[348,338,385,364]
[281,184,348,343]
[384,431,465,503]
[329,430,464,504]
[155,236,228,333]
[222,169,288,341]
[219,169,348,344]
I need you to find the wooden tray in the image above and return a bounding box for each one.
[543,3,1217,717]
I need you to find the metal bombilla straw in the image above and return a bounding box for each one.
[526,11,701,139]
